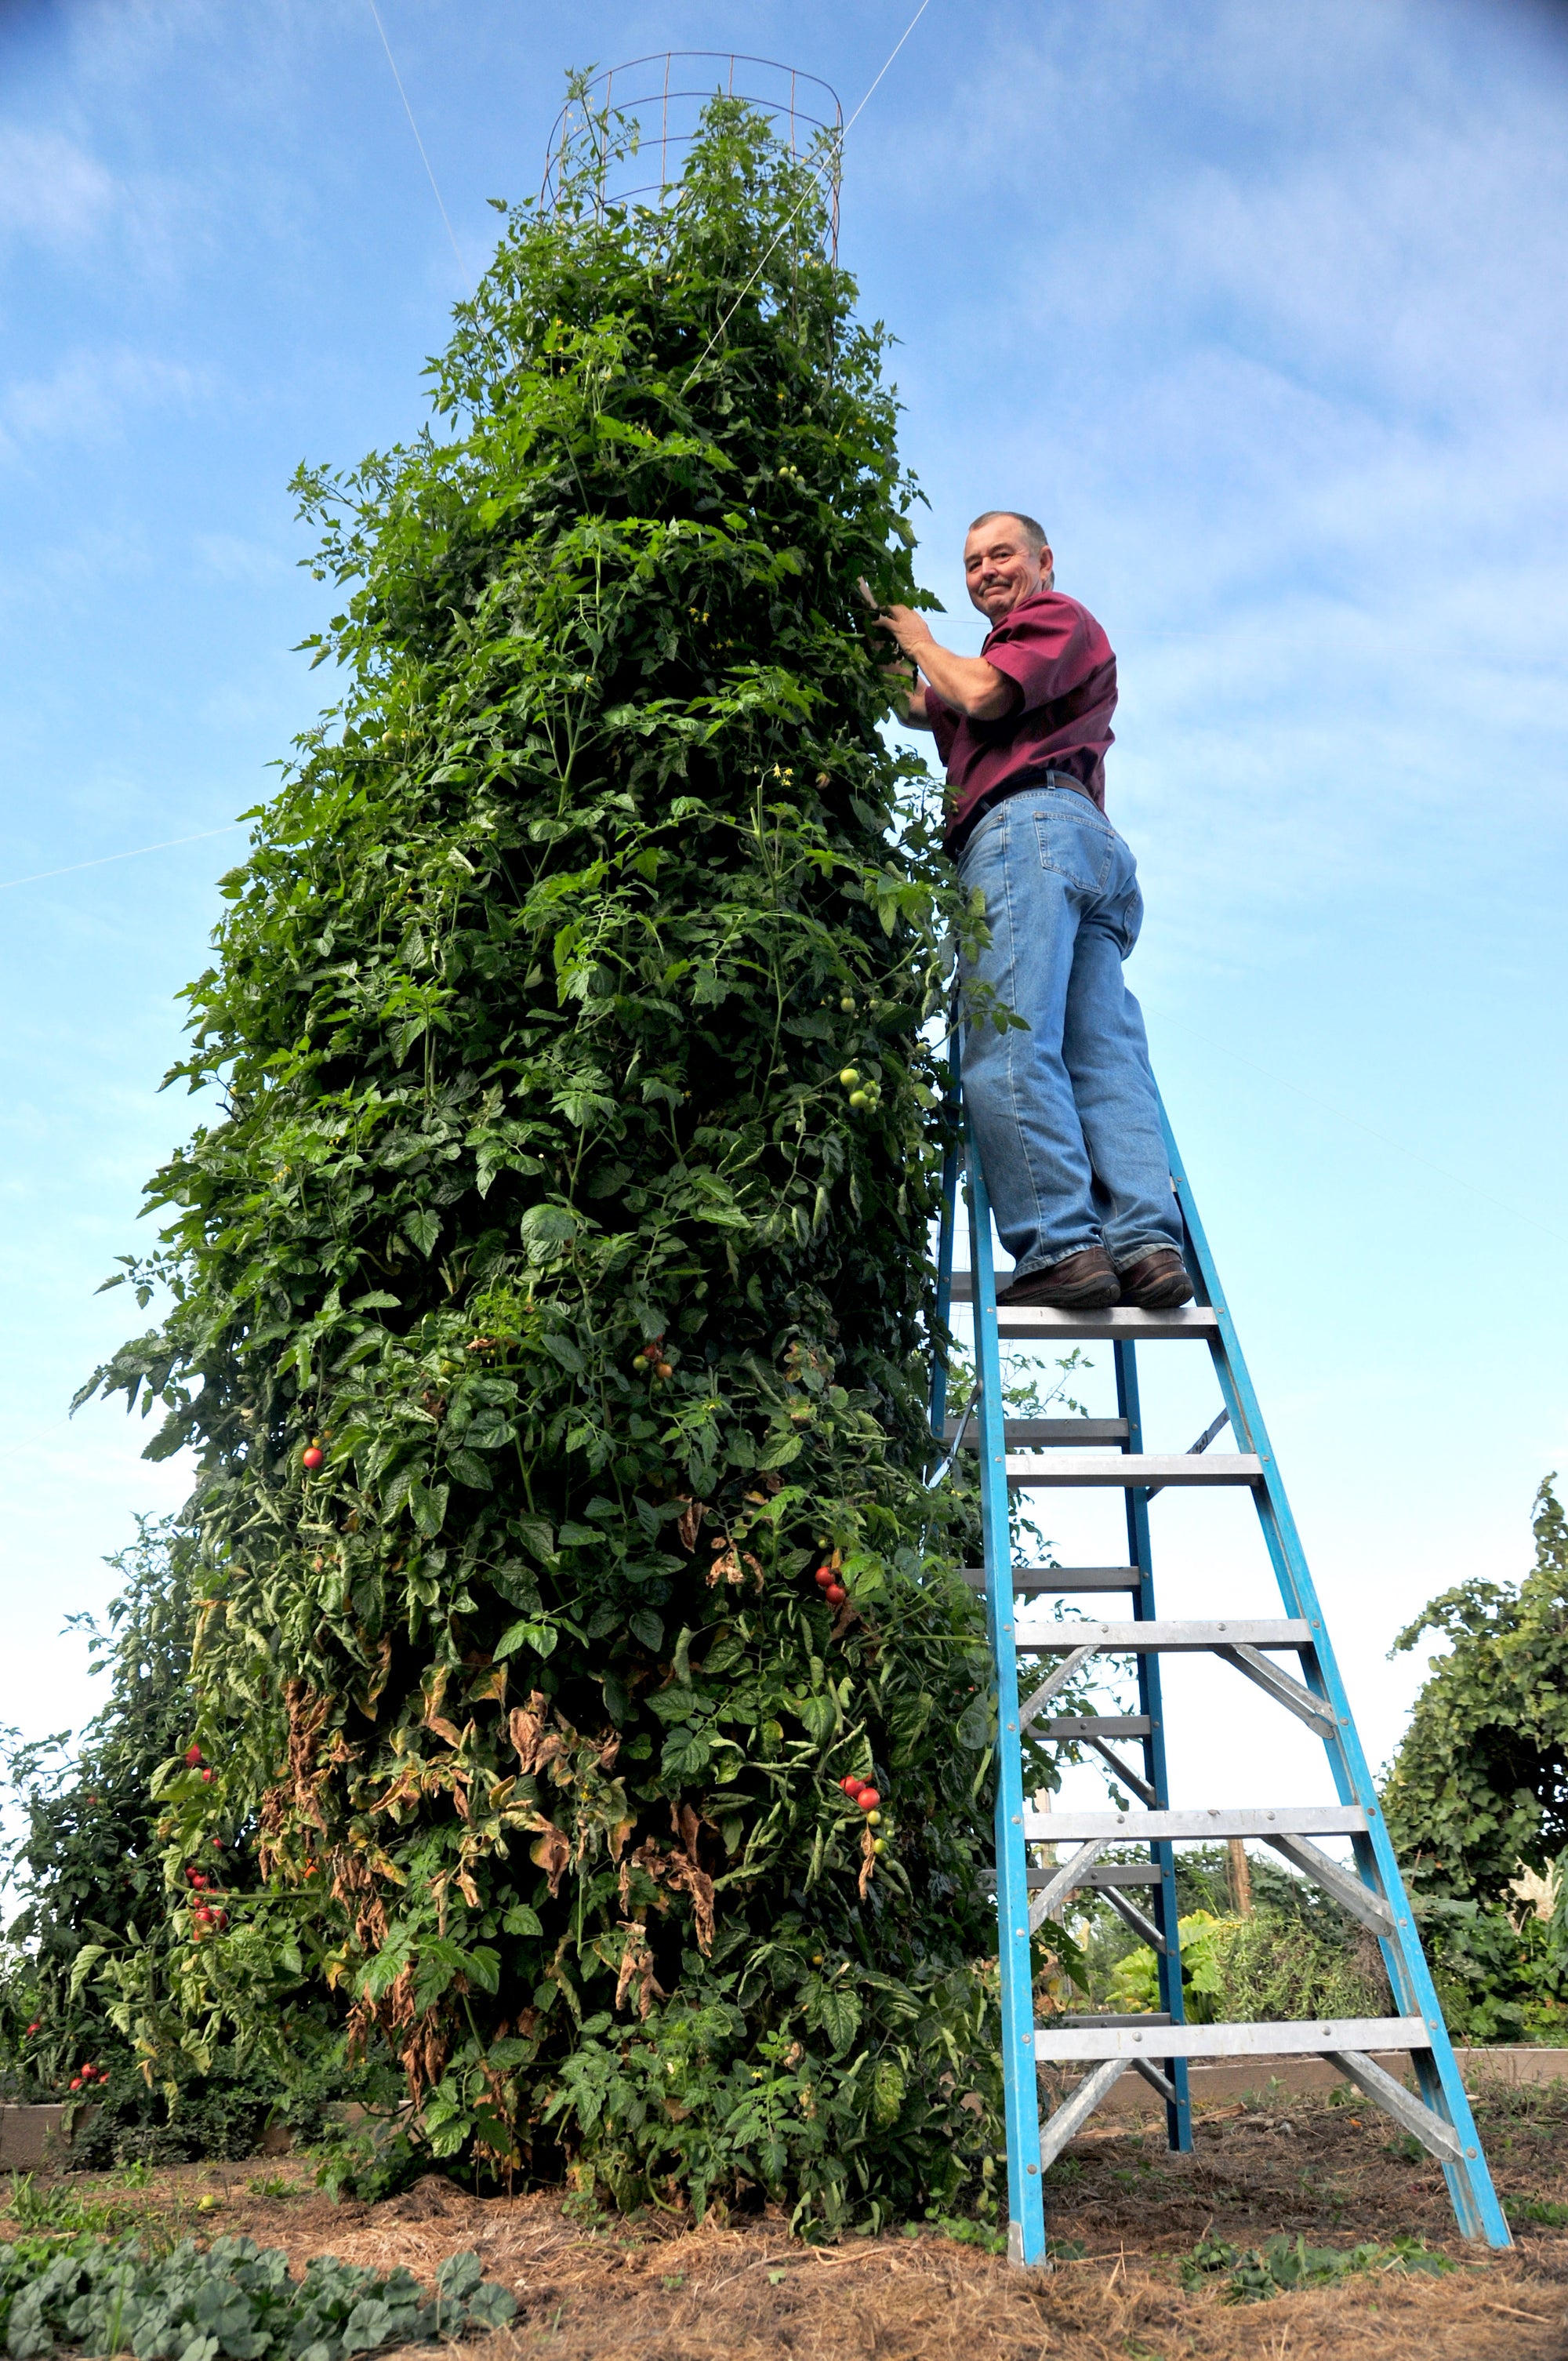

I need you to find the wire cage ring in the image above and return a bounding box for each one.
[540,53,844,256]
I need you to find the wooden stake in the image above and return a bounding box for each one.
[1228,1837,1253,1918]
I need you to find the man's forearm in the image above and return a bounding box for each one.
[909,638,1015,719]
[870,601,1016,720]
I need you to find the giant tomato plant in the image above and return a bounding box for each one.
[81,96,1004,2222]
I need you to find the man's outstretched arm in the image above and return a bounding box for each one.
[858,583,1019,722]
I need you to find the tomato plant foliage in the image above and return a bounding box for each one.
[79,99,1003,2219]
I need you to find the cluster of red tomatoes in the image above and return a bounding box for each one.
[186,1859,229,1938]
[837,1774,891,1854]
[812,1562,849,1608]
[67,2060,108,2094]
[183,1743,214,1785]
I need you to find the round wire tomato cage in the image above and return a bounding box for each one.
[540,53,844,257]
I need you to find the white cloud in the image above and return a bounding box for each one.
[1,345,205,445]
[0,125,114,251]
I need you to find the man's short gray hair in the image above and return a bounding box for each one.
[968,509,1049,554]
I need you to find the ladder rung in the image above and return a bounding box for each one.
[984,1865,1163,1892]
[1004,1305,1220,1341]
[945,1417,1130,1447]
[1019,1617,1312,1652]
[1040,1715,1152,1739]
[1023,1803,1367,1843]
[1051,2013,1173,2030]
[962,1566,1140,1594]
[1034,2015,1429,2064]
[1007,1452,1262,1488]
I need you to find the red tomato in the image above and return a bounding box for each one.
[858,1789,881,1811]
[814,1567,835,1589]
[301,1446,325,1470]
[184,1745,203,1767]
[200,1768,213,1784]
[825,1582,847,1606]
[838,1776,862,1796]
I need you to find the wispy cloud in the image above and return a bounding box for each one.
[0,124,114,251]
[1,344,205,448]
[872,0,1568,939]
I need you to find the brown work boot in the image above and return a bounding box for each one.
[996,1247,1120,1309]
[1117,1248,1193,1309]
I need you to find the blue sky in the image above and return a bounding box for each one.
[1,0,1565,1817]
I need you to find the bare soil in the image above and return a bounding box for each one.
[14,2080,1568,2359]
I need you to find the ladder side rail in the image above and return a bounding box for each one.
[965,1139,1047,2266]
[1159,1101,1511,2249]
[1116,1339,1192,2152]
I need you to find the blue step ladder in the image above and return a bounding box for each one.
[929,1078,1511,2267]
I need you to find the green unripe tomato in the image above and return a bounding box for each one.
[839,995,855,1013]
[838,1067,859,1088]
[848,1090,869,1108]
[866,1808,882,1826]
[873,1837,886,1855]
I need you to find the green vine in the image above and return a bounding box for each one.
[77,92,1008,2224]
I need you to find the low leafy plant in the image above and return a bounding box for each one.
[5,2174,143,2243]
[1178,2231,1453,2304]
[1504,2192,1568,2228]
[0,2236,513,2360]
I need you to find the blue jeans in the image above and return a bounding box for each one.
[956,784,1183,1277]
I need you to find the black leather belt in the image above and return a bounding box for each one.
[947,769,1094,858]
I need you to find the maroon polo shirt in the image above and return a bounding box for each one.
[925,589,1118,855]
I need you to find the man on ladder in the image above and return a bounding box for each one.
[868,518,1512,2263]
[870,511,1191,1313]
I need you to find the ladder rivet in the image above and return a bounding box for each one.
[1467,2146,1476,2158]
[1026,2164,1039,2174]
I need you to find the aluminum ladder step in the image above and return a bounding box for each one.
[982,1863,1163,1892]
[946,1416,1130,1447]
[1034,2015,1431,2063]
[962,1565,1140,1593]
[946,1277,1219,1342]
[1007,1451,1263,1488]
[1023,1803,1368,1843]
[1018,1617,1313,1652]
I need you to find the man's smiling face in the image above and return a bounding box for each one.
[964,517,1054,623]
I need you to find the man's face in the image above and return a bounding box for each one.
[964,520,1053,623]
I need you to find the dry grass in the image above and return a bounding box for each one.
[10,2081,1568,2359]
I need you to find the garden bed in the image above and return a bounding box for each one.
[5,2077,1567,2357]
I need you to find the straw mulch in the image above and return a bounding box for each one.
[27,2079,1568,2359]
